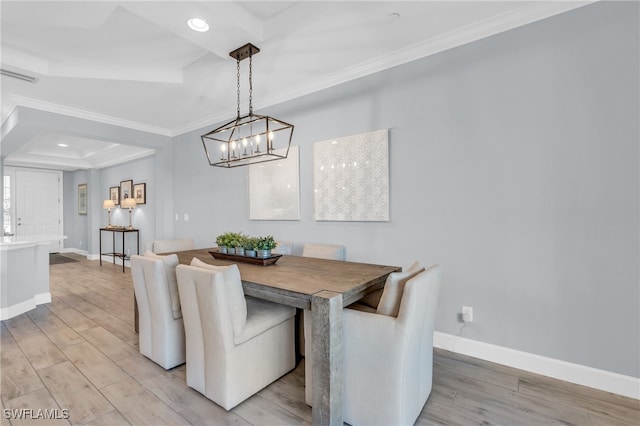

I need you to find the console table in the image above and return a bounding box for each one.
[99,228,139,272]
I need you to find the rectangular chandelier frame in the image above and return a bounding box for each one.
[201,112,294,168]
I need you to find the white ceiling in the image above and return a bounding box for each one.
[0,1,593,171]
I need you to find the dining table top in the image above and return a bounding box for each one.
[173,247,401,309]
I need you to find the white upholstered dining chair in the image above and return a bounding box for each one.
[301,243,346,260]
[342,264,443,426]
[147,238,195,254]
[130,253,186,369]
[175,259,296,410]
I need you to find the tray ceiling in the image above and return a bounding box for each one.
[0,1,593,170]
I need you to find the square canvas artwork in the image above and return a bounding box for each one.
[313,129,389,221]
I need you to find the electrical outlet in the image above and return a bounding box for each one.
[462,306,473,323]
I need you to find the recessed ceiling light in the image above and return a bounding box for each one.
[57,143,68,147]
[187,18,209,32]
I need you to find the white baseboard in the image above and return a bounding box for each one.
[0,299,35,320]
[61,247,87,256]
[0,292,51,320]
[34,292,51,305]
[434,332,640,400]
[60,248,125,264]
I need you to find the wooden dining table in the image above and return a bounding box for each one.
[174,248,400,425]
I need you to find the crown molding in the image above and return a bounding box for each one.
[3,1,595,139]
[172,1,594,136]
[91,149,155,170]
[170,107,235,137]
[3,95,173,137]
[4,147,155,171]
[290,1,596,100]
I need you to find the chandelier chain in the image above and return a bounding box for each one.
[236,59,241,118]
[249,51,253,115]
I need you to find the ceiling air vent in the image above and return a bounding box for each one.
[0,69,38,83]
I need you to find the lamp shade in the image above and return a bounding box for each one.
[122,198,137,209]
[103,199,115,209]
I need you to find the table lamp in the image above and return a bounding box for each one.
[103,199,115,228]
[122,198,137,229]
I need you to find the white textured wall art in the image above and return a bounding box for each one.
[313,129,389,221]
[249,146,300,220]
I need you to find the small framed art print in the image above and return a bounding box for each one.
[133,183,146,205]
[109,186,120,205]
[120,180,133,201]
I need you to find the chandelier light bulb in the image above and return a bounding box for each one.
[268,131,275,151]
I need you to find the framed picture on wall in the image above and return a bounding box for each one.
[109,186,120,206]
[133,183,146,205]
[120,180,133,201]
[78,183,87,215]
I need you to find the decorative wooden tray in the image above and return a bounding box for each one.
[208,250,282,266]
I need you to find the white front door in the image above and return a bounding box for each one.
[15,169,63,253]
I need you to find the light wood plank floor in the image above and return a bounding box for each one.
[1,253,638,425]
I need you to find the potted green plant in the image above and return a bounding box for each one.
[215,232,231,254]
[243,237,259,257]
[235,234,247,256]
[255,235,276,258]
[226,232,242,255]
[216,232,243,254]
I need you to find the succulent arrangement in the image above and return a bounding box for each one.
[216,233,276,257]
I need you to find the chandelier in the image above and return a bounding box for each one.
[201,43,294,168]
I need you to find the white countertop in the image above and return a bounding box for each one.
[0,234,66,250]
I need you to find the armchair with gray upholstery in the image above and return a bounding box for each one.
[175,259,296,410]
[130,254,186,369]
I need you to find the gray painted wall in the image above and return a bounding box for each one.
[99,156,156,253]
[92,148,175,254]
[171,2,639,377]
[63,169,89,251]
[63,155,157,255]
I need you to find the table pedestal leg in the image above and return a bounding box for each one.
[311,290,343,426]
